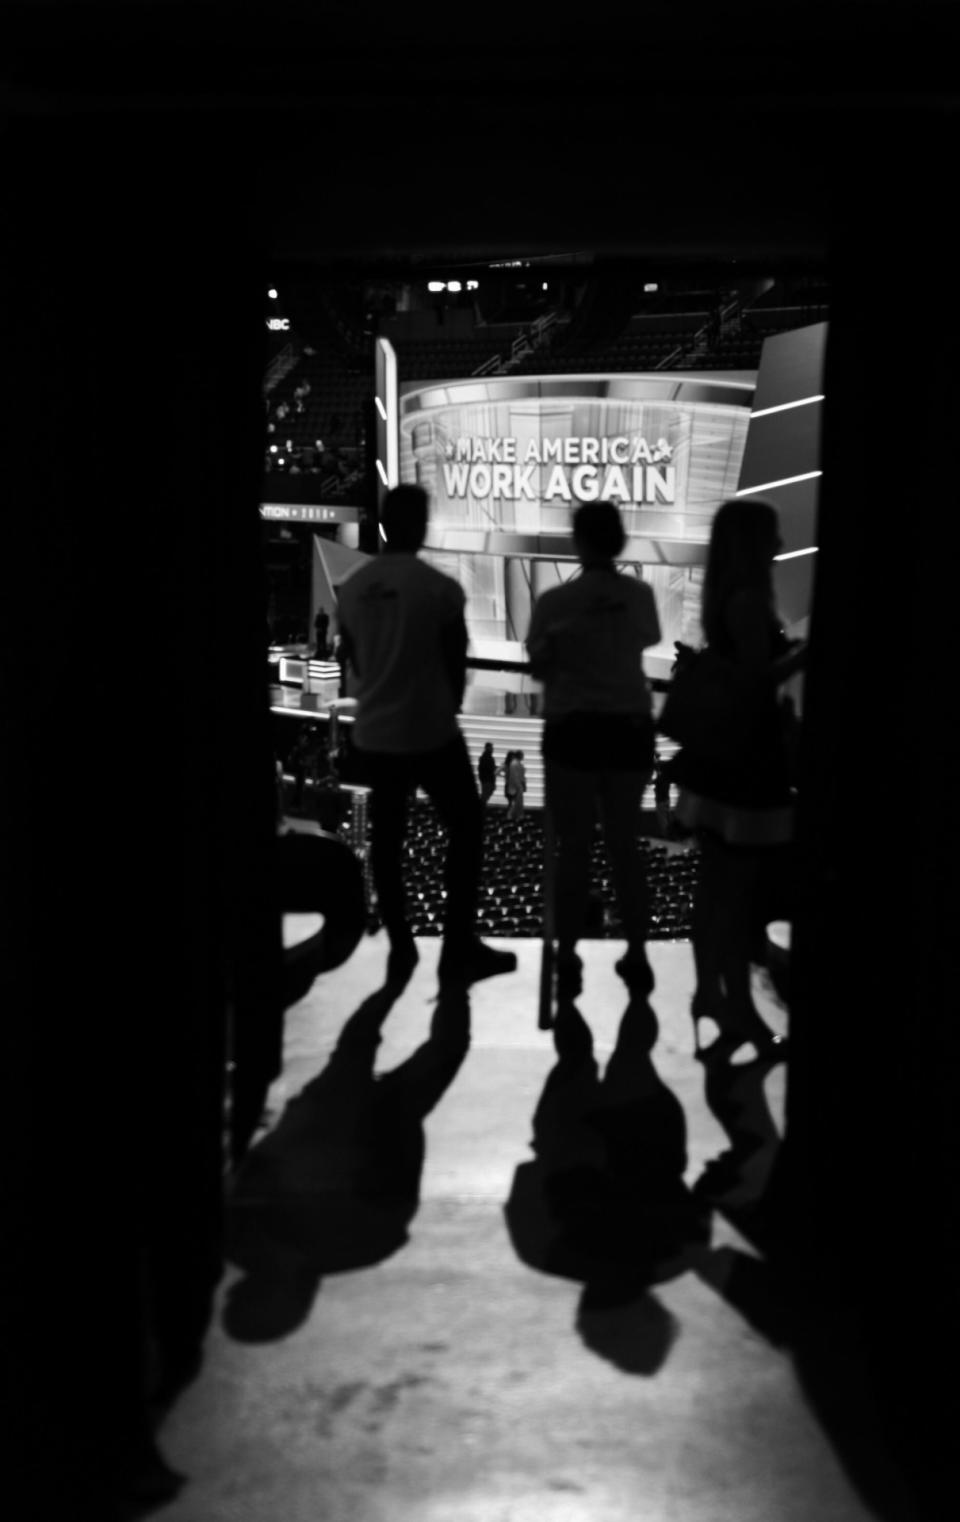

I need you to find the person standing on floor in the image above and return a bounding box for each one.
[477,742,497,806]
[506,750,527,821]
[503,751,516,803]
[669,497,805,1065]
[337,484,517,991]
[654,751,673,839]
[526,500,661,998]
[313,606,330,658]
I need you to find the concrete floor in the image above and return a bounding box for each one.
[155,931,878,1522]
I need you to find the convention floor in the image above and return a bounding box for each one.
[155,934,878,1522]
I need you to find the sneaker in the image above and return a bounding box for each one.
[556,950,583,998]
[386,935,419,989]
[438,937,517,987]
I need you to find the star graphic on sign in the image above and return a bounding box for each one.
[653,438,674,462]
[443,441,455,459]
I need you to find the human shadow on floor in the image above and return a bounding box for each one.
[686,1049,794,1345]
[222,981,471,1343]
[505,997,710,1375]
[692,1047,784,1233]
[505,997,798,1372]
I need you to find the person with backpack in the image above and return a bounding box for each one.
[668,498,806,1064]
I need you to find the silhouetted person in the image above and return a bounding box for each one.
[527,500,661,999]
[502,749,516,802]
[654,752,673,838]
[332,632,346,697]
[274,754,285,827]
[288,728,312,810]
[477,741,497,805]
[337,484,517,990]
[506,749,526,820]
[670,498,805,1065]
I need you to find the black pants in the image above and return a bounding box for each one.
[356,733,483,950]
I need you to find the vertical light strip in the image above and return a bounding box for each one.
[374,337,399,513]
[383,338,398,488]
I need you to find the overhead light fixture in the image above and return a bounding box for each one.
[268,288,278,299]
[466,280,479,291]
[447,281,462,293]
[428,281,445,293]
[644,282,659,292]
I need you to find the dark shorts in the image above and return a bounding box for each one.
[543,713,656,773]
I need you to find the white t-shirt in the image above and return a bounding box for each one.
[526,565,661,719]
[507,757,526,795]
[337,553,466,754]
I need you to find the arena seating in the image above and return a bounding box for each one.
[393,336,512,380]
[397,801,697,940]
[510,302,827,377]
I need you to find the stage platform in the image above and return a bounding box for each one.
[270,680,678,814]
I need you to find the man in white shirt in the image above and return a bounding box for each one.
[526,501,661,998]
[337,485,516,990]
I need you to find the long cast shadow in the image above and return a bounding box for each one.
[505,997,712,1375]
[223,981,471,1342]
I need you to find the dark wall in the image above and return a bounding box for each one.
[1,110,281,1516]
[2,5,958,1517]
[769,120,958,1514]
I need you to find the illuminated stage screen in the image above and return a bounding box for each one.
[398,375,754,678]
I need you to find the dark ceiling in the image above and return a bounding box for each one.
[3,2,957,273]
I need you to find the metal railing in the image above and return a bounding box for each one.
[471,309,563,378]
[264,341,300,395]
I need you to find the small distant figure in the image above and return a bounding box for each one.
[477,742,497,806]
[503,751,516,801]
[332,631,346,698]
[313,607,330,658]
[274,755,285,827]
[654,752,673,838]
[288,729,313,810]
[506,751,527,821]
